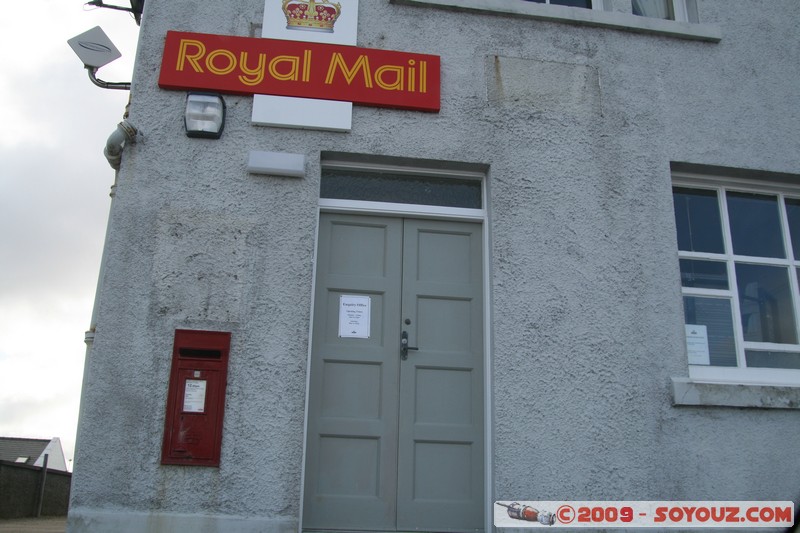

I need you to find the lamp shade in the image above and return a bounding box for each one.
[185,93,226,138]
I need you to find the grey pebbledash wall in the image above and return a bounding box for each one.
[68,1,800,532]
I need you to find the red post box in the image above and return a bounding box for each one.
[161,329,231,466]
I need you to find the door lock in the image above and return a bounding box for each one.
[400,330,418,360]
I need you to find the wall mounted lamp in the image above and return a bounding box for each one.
[185,93,226,139]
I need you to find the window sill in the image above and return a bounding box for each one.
[390,0,721,42]
[671,377,800,409]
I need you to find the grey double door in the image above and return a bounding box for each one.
[303,213,484,532]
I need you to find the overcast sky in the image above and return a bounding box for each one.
[0,1,141,469]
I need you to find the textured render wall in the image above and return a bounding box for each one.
[69,0,800,531]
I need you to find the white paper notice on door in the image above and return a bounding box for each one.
[685,324,710,365]
[339,295,371,338]
[183,379,207,413]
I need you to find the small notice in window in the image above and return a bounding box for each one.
[183,379,207,413]
[685,325,710,365]
[339,295,371,338]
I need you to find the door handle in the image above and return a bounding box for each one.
[400,330,418,360]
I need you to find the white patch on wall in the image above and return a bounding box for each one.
[252,0,359,131]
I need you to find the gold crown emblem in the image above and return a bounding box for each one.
[282,0,342,33]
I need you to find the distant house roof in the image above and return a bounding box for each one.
[0,437,68,471]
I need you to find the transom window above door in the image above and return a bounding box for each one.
[319,154,487,219]
[321,169,482,209]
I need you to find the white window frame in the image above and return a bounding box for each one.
[631,0,689,22]
[671,0,690,22]
[512,0,684,16]
[673,173,800,388]
[390,0,721,42]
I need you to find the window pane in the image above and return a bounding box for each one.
[736,263,797,344]
[522,0,592,6]
[784,197,800,259]
[632,0,674,19]
[672,187,724,253]
[683,296,737,367]
[551,0,592,7]
[679,259,728,289]
[727,192,785,258]
[321,170,482,209]
[745,350,800,369]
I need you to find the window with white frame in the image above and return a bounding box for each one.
[673,178,800,386]
[632,0,689,22]
[391,0,718,42]
[520,0,693,20]
[521,0,598,10]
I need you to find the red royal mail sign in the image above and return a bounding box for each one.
[158,31,440,112]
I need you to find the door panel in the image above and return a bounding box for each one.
[304,214,402,531]
[397,220,484,532]
[304,214,483,532]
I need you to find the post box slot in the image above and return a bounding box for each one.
[179,348,222,359]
